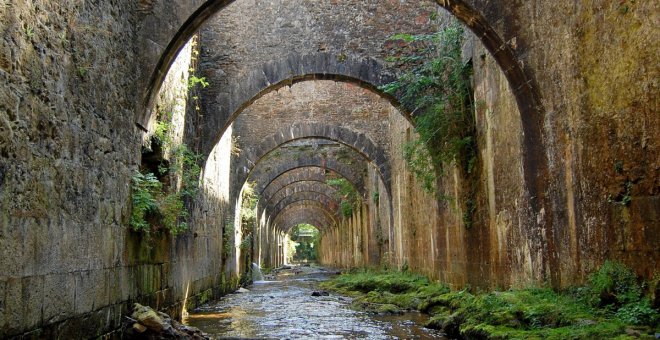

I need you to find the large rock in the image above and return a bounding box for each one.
[125,304,209,339]
[131,303,165,332]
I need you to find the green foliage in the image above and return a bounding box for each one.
[188,75,209,89]
[153,120,170,145]
[327,178,361,217]
[239,233,252,250]
[608,180,633,206]
[171,144,203,198]
[321,269,434,295]
[130,171,190,236]
[240,182,259,224]
[289,224,320,262]
[130,172,161,232]
[615,299,658,325]
[131,142,201,236]
[583,260,658,326]
[77,66,88,78]
[588,261,642,306]
[322,263,659,339]
[25,25,35,39]
[381,23,475,196]
[222,220,235,259]
[238,182,259,260]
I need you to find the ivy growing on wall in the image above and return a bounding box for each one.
[130,87,204,237]
[327,178,361,217]
[130,143,202,236]
[381,23,476,197]
[239,181,259,259]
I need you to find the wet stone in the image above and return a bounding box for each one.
[184,266,446,339]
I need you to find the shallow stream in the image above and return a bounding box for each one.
[183,266,447,339]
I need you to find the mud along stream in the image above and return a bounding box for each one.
[183,265,447,339]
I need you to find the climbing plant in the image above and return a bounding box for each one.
[240,181,259,227]
[222,219,234,259]
[327,178,361,217]
[381,23,476,197]
[130,106,203,237]
[130,143,202,236]
[239,181,259,258]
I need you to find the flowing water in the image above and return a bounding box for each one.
[184,266,447,339]
[252,262,265,282]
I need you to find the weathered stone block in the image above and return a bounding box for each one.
[21,275,44,331]
[43,273,75,324]
[74,271,95,314]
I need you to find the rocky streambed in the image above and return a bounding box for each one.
[183,265,446,339]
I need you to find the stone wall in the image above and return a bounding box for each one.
[1,0,658,337]
[0,2,232,336]
[0,1,140,337]
[196,0,441,156]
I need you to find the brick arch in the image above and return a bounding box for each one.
[271,201,338,233]
[241,123,391,198]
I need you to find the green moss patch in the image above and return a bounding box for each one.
[321,264,659,339]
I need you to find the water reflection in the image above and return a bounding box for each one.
[184,267,446,339]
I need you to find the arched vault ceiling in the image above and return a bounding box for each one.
[280,218,324,235]
[260,168,332,202]
[278,214,331,235]
[261,181,339,212]
[271,202,338,232]
[249,144,368,199]
[235,121,392,199]
[138,1,550,235]
[264,192,340,221]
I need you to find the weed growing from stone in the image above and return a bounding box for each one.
[381,23,476,197]
[130,113,202,237]
[326,177,361,217]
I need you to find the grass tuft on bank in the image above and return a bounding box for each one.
[321,262,659,339]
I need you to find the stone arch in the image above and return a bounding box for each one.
[265,192,340,221]
[251,160,366,199]
[138,2,546,204]
[138,2,542,143]
[260,168,330,203]
[140,0,552,283]
[271,202,338,233]
[197,55,400,156]
[241,123,391,197]
[278,213,332,235]
[262,181,339,213]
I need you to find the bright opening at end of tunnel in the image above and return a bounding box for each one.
[286,223,321,264]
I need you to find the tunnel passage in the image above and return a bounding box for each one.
[136,2,553,268]
[262,181,340,214]
[239,122,392,193]
[2,0,657,337]
[135,1,567,289]
[248,143,370,199]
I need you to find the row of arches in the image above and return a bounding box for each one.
[146,0,547,288]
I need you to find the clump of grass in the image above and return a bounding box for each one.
[322,263,659,339]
